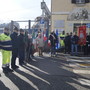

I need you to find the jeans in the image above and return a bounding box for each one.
[71,44,78,55]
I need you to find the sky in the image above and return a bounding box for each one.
[0,0,51,28]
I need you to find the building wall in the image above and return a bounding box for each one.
[52,0,90,12]
[51,0,90,34]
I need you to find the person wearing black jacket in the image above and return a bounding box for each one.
[87,33,90,55]
[27,34,33,62]
[71,32,79,56]
[84,33,90,55]
[64,33,71,54]
[10,27,19,70]
[49,31,58,56]
[18,29,25,66]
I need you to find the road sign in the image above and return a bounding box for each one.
[86,23,90,28]
[40,19,44,24]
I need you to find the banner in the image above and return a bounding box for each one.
[55,29,60,49]
[78,25,86,45]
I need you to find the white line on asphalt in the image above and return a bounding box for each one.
[67,56,90,59]
[67,59,90,63]
[14,71,39,90]
[69,63,78,67]
[19,66,50,85]
[79,78,90,86]
[73,69,90,74]
[0,74,19,90]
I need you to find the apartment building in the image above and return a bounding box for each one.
[51,0,90,34]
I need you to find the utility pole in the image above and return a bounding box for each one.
[10,20,13,33]
[28,20,31,30]
[40,0,45,37]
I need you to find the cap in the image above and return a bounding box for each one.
[13,27,19,31]
[20,29,24,32]
[4,27,9,31]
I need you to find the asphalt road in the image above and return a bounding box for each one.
[0,53,90,90]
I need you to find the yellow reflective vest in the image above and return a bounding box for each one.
[59,34,65,47]
[0,33,11,67]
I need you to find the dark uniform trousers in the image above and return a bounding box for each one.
[11,48,18,68]
[18,49,25,65]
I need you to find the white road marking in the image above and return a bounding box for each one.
[67,59,90,63]
[14,71,39,90]
[79,78,90,86]
[0,74,19,90]
[73,69,90,74]
[69,63,78,67]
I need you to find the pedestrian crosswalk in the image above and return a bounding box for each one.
[66,56,90,74]
[0,74,19,90]
[0,52,90,90]
[78,78,90,87]
[73,69,90,74]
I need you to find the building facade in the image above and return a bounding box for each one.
[51,0,90,34]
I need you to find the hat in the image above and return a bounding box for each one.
[13,27,19,31]
[20,29,24,32]
[4,27,9,31]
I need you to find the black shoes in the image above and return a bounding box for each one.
[11,65,19,70]
[7,67,13,72]
[3,67,13,74]
[15,65,19,68]
[19,63,23,66]
[19,62,26,66]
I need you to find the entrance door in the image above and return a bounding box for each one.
[73,23,86,33]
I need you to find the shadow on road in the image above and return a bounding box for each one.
[0,80,10,90]
[25,56,90,90]
[5,72,36,90]
[1,56,90,90]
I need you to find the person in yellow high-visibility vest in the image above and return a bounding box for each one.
[59,31,65,51]
[0,27,13,74]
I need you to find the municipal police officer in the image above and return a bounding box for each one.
[0,27,13,73]
[10,27,19,70]
[18,29,25,66]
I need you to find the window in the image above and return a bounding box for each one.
[85,0,90,3]
[76,0,85,4]
[71,0,90,4]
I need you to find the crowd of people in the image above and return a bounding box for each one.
[49,31,90,56]
[0,27,34,74]
[0,27,90,75]
[64,32,90,56]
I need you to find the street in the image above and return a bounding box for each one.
[0,53,90,90]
